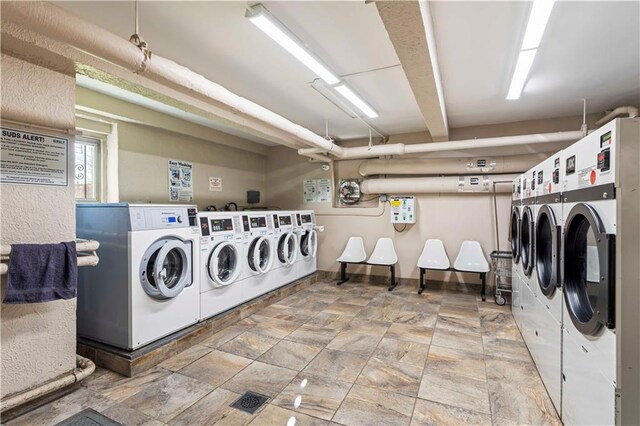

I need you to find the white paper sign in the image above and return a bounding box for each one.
[1,127,69,186]
[303,179,317,203]
[209,176,223,192]
[317,178,332,203]
[168,160,193,202]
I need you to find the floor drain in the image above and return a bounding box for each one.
[54,408,122,426]
[231,391,269,414]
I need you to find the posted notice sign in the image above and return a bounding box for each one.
[168,160,194,202]
[1,127,69,186]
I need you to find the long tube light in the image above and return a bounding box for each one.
[246,4,339,85]
[335,85,378,118]
[506,0,555,100]
[246,4,378,119]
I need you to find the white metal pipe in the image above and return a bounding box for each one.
[0,356,95,413]
[361,174,519,194]
[595,106,639,127]
[1,2,342,156]
[358,154,544,177]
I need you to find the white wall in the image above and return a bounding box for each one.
[0,54,77,398]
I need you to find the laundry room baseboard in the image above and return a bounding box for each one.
[77,273,319,377]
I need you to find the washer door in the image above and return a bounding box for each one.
[248,236,274,274]
[509,207,521,263]
[140,237,193,300]
[563,203,615,336]
[520,206,534,277]
[208,241,241,286]
[300,230,318,258]
[278,233,298,266]
[536,205,560,297]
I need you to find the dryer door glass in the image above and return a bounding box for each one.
[300,232,310,257]
[536,205,560,296]
[564,203,615,336]
[209,242,240,285]
[308,230,318,257]
[248,237,272,273]
[278,233,296,265]
[140,238,192,300]
[510,208,520,263]
[520,207,534,277]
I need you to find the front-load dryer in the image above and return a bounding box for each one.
[76,203,200,350]
[528,152,564,413]
[560,120,625,426]
[519,170,538,345]
[295,210,318,280]
[510,175,524,329]
[198,212,246,320]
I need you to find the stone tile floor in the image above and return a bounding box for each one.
[7,279,560,426]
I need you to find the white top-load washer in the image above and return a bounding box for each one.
[560,119,625,426]
[527,151,565,413]
[198,212,246,320]
[293,210,318,280]
[76,203,200,350]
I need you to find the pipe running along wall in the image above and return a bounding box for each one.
[358,154,544,177]
[1,2,344,157]
[360,174,519,194]
[595,106,639,126]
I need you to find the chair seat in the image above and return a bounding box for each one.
[337,236,367,263]
[454,241,489,273]
[417,239,450,270]
[367,237,398,265]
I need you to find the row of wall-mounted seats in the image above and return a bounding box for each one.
[336,237,489,297]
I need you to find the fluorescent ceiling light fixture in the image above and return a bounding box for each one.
[506,0,555,99]
[246,4,339,85]
[506,49,537,100]
[521,0,556,50]
[335,85,378,118]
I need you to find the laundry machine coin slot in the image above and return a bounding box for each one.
[563,203,615,335]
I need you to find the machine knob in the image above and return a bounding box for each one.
[177,215,183,223]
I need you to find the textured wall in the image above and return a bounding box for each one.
[0,54,77,398]
[116,122,267,209]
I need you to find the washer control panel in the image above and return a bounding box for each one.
[390,196,415,224]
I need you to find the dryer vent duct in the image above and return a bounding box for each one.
[360,174,519,194]
[358,154,543,177]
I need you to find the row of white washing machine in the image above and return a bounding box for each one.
[76,206,318,351]
[510,117,639,425]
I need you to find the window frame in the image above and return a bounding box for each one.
[74,135,102,202]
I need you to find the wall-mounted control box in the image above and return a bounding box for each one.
[389,196,415,223]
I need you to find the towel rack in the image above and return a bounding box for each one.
[0,239,100,275]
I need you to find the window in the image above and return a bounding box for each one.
[75,137,101,201]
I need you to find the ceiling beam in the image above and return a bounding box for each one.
[375,1,449,141]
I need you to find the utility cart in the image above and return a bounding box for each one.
[489,250,512,305]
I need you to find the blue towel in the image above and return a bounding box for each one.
[3,242,77,304]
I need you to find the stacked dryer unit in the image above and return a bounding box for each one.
[519,168,538,342]
[529,152,564,413]
[510,175,523,328]
[510,118,640,425]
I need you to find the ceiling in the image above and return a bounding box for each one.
[431,1,640,128]
[57,1,639,143]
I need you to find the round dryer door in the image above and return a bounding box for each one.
[520,206,534,277]
[301,229,318,257]
[140,237,193,299]
[208,242,241,287]
[278,233,297,265]
[536,205,560,296]
[509,207,521,263]
[563,203,615,336]
[248,236,273,274]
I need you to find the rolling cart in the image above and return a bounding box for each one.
[489,250,512,305]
